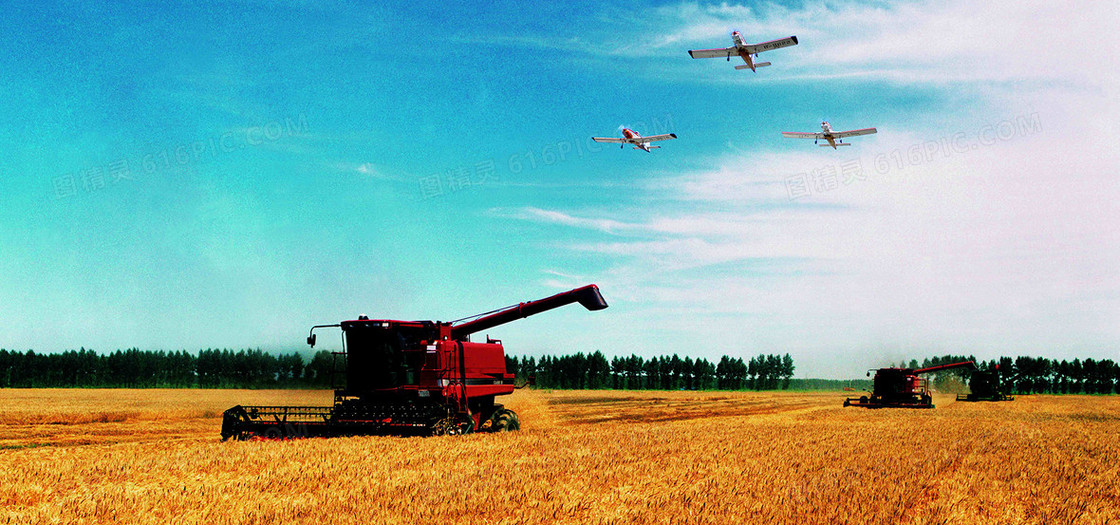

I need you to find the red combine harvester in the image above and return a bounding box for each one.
[221,285,608,440]
[844,361,975,409]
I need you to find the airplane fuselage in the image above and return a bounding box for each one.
[621,128,653,152]
[731,31,758,71]
[821,121,839,149]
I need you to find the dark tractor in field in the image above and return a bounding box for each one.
[957,366,1016,402]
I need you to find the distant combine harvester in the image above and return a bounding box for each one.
[845,361,975,409]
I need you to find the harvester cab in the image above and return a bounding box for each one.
[221,285,608,440]
[844,361,975,409]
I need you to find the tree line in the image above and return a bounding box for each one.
[901,355,1120,395]
[0,348,798,391]
[508,352,797,391]
[2,347,1115,394]
[0,348,336,388]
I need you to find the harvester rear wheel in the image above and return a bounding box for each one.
[491,409,520,432]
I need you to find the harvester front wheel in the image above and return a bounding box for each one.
[491,408,520,432]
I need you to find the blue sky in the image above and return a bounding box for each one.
[2,1,1117,378]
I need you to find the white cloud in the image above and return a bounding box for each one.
[458,1,1120,376]
[655,1,1120,86]
[329,161,415,183]
[451,1,1119,90]
[505,90,1118,377]
[489,206,641,234]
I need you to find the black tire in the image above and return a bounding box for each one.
[491,408,520,432]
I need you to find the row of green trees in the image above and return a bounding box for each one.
[903,355,1120,395]
[507,352,797,391]
[2,347,1115,394]
[0,348,337,388]
[0,348,798,391]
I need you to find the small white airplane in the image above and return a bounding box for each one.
[688,31,799,72]
[782,122,878,149]
[592,128,677,152]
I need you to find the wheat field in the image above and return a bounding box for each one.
[1,388,1117,524]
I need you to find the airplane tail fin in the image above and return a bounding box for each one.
[633,146,661,150]
[819,143,852,147]
[735,62,770,70]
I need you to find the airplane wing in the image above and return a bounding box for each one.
[642,133,677,142]
[688,47,736,59]
[591,137,628,144]
[742,36,799,54]
[781,131,823,139]
[830,127,877,138]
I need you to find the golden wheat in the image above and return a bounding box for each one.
[1,389,1116,524]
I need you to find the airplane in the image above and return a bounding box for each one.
[688,31,799,72]
[592,128,677,152]
[782,122,878,149]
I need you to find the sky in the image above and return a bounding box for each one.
[1,1,1117,379]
